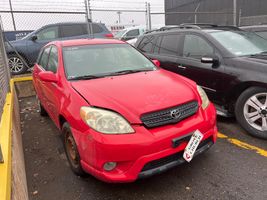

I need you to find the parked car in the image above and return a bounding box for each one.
[135,24,267,139]
[32,38,217,182]
[5,22,113,75]
[114,26,146,41]
[240,25,267,40]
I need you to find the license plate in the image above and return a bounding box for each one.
[183,130,204,162]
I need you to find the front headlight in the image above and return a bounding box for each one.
[197,86,210,109]
[80,107,134,134]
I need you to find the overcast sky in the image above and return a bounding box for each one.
[0,0,165,31]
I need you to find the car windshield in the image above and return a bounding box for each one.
[63,43,156,79]
[114,30,127,38]
[210,30,267,56]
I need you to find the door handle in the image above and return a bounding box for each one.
[177,65,186,70]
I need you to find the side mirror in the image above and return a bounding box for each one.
[152,59,160,67]
[31,35,38,41]
[201,55,220,68]
[39,71,58,83]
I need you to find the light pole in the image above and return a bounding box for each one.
[117,11,122,24]
[233,0,237,26]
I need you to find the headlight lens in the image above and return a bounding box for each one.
[80,107,134,134]
[197,86,210,109]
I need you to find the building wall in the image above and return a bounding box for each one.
[165,0,267,26]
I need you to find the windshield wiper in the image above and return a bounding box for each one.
[249,51,267,57]
[68,74,105,80]
[107,68,154,76]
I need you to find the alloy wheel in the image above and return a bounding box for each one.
[243,92,267,132]
[8,56,24,73]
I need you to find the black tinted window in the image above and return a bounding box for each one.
[126,29,139,37]
[256,31,267,40]
[83,24,104,34]
[39,47,51,69]
[159,34,182,56]
[138,36,155,53]
[61,24,87,37]
[47,46,58,73]
[37,26,59,40]
[183,34,214,59]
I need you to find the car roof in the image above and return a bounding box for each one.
[52,38,126,47]
[240,25,267,31]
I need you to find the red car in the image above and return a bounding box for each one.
[33,39,217,183]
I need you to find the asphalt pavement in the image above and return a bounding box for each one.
[20,97,267,200]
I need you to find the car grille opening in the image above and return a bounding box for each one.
[140,101,198,128]
[141,137,213,172]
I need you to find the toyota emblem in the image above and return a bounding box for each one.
[170,109,181,119]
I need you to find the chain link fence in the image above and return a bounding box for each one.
[0,16,10,122]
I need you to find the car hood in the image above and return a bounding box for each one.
[71,70,198,124]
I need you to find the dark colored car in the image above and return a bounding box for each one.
[240,25,267,40]
[135,24,267,139]
[5,22,113,75]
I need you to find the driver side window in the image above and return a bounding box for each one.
[38,47,51,69]
[183,34,214,60]
[36,26,59,41]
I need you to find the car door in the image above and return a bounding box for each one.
[33,46,51,109]
[26,25,59,65]
[142,33,184,73]
[176,33,225,102]
[40,45,61,122]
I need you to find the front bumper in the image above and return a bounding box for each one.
[72,103,217,183]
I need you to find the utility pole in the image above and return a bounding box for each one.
[85,0,93,38]
[148,3,151,31]
[117,11,122,24]
[194,2,201,24]
[233,0,237,26]
[9,0,16,31]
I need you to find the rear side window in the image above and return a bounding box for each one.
[92,24,104,33]
[61,24,87,37]
[183,34,214,59]
[47,46,58,73]
[39,47,51,69]
[82,24,104,34]
[138,36,155,53]
[126,29,139,37]
[159,34,182,56]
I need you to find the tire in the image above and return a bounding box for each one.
[62,122,87,176]
[37,98,47,116]
[8,54,28,75]
[235,87,267,139]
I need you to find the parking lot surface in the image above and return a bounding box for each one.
[20,97,267,200]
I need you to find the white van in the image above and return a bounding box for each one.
[114,26,146,41]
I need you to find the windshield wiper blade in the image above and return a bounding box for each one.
[249,51,267,57]
[108,68,154,76]
[68,74,104,80]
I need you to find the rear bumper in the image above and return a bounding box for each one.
[73,103,217,183]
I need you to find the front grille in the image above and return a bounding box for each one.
[141,137,213,172]
[140,101,198,128]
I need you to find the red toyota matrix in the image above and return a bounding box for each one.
[33,39,217,183]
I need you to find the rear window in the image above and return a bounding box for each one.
[61,24,87,37]
[83,24,104,34]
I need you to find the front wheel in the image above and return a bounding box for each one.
[235,87,267,139]
[62,122,87,176]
